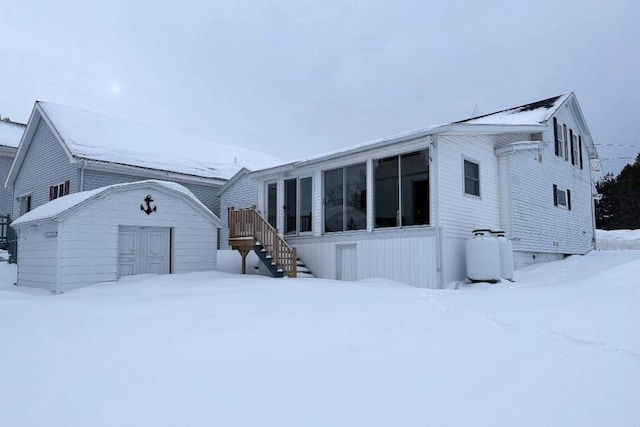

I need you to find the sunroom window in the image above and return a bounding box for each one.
[374,150,429,228]
[324,163,366,232]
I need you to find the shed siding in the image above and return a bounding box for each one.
[82,169,221,215]
[15,222,59,292]
[507,111,593,259]
[13,185,218,292]
[0,154,15,215]
[58,187,217,290]
[219,173,258,249]
[12,118,77,218]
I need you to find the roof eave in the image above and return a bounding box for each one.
[251,125,451,178]
[441,123,547,135]
[80,158,227,187]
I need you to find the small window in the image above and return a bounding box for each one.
[562,124,569,161]
[553,184,571,210]
[19,195,32,215]
[572,133,580,167]
[554,119,564,157]
[49,180,70,201]
[464,159,480,197]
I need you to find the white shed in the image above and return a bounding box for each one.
[11,180,222,293]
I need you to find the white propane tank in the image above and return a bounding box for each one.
[492,231,514,281]
[466,229,501,283]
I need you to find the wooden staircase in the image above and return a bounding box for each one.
[228,207,299,278]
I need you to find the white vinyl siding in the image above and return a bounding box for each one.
[437,135,502,240]
[504,108,593,257]
[14,184,218,292]
[14,222,59,292]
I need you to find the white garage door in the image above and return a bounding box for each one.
[118,226,171,278]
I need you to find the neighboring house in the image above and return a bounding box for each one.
[0,117,26,216]
[5,101,280,222]
[11,180,222,293]
[224,93,598,288]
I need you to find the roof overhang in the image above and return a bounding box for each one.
[5,102,75,189]
[80,158,227,187]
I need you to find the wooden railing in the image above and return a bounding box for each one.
[228,207,297,278]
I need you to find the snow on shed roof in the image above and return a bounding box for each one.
[37,102,281,180]
[0,119,26,148]
[11,180,219,226]
[453,93,571,125]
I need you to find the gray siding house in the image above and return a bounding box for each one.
[5,101,280,221]
[0,118,26,216]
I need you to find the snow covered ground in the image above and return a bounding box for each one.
[1,232,639,427]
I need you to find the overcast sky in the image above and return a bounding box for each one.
[1,0,638,176]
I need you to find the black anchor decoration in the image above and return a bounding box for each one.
[141,195,157,215]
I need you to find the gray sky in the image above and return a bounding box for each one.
[2,0,638,176]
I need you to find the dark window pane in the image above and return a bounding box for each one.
[299,177,312,232]
[374,156,399,227]
[267,183,277,228]
[557,189,567,206]
[285,179,297,234]
[464,160,480,196]
[401,151,429,226]
[324,168,344,232]
[345,163,367,230]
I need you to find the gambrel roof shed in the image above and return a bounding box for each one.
[12,180,222,294]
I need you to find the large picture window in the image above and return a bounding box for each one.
[324,163,366,232]
[374,150,429,228]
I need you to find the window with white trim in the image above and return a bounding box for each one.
[463,159,480,197]
[553,184,571,210]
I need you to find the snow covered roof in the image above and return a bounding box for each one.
[454,93,571,125]
[251,93,581,177]
[36,102,281,180]
[0,119,26,149]
[11,180,221,226]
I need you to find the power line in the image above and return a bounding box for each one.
[595,143,640,148]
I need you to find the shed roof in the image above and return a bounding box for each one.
[12,180,221,227]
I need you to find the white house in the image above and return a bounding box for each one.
[223,93,599,288]
[11,180,222,293]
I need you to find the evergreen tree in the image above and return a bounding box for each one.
[596,153,640,229]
